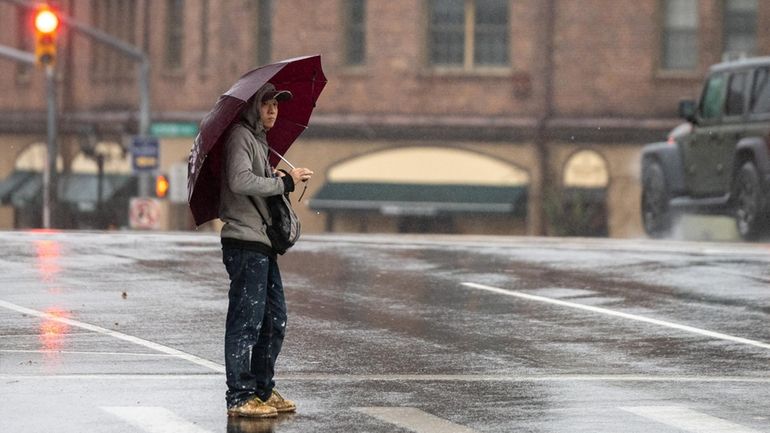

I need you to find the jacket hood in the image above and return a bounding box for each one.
[239,83,277,134]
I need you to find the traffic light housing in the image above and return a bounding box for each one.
[34,6,59,66]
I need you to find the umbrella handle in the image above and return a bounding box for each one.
[269,147,296,170]
[269,147,309,201]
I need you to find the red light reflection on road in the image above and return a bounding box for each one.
[39,307,71,353]
[34,239,61,284]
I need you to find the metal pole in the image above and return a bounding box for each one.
[137,58,152,197]
[0,44,36,64]
[533,0,557,236]
[139,58,150,137]
[43,64,58,229]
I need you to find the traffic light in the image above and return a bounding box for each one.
[34,5,60,66]
[155,174,169,198]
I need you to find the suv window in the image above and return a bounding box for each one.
[750,67,770,114]
[725,72,748,116]
[700,73,726,119]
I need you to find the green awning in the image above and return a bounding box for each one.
[0,171,36,204]
[0,171,135,208]
[310,182,528,217]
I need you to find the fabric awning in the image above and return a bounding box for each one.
[309,182,528,217]
[0,171,135,207]
[0,171,36,204]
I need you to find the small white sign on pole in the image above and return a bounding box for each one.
[129,197,161,230]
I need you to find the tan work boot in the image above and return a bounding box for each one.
[227,396,278,418]
[264,390,297,413]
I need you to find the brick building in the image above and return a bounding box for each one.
[0,0,767,236]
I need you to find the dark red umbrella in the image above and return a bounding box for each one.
[187,55,327,226]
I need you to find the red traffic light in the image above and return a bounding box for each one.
[34,8,59,34]
[33,6,60,67]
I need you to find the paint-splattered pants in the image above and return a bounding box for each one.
[222,246,287,408]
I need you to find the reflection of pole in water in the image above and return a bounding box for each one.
[38,307,71,358]
[34,239,61,284]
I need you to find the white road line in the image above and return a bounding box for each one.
[462,282,770,351]
[621,406,764,433]
[101,407,212,433]
[1,349,177,357]
[356,407,478,433]
[0,299,225,373]
[4,373,770,383]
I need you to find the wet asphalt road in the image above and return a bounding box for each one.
[1,231,769,433]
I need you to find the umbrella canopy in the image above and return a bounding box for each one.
[187,55,327,226]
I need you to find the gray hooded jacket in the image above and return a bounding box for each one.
[219,85,291,247]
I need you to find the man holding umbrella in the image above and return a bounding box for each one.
[220,82,312,418]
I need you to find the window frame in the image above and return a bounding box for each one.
[427,0,510,72]
[722,0,758,60]
[163,0,185,71]
[659,0,699,72]
[343,0,366,67]
[255,0,273,66]
[90,0,138,82]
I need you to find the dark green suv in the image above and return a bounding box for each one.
[641,57,770,240]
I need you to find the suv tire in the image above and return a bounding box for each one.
[733,161,767,240]
[642,161,674,238]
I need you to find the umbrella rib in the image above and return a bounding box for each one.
[269,148,296,170]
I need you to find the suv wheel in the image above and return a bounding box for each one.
[733,161,767,241]
[641,161,673,238]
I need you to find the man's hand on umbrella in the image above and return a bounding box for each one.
[289,167,313,183]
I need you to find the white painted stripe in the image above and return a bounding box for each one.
[621,406,764,433]
[356,407,478,433]
[101,406,212,433]
[1,374,220,380]
[0,299,225,373]
[4,373,770,383]
[1,349,176,357]
[462,282,770,351]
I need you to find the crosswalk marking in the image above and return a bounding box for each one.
[621,406,765,433]
[356,407,479,433]
[101,406,212,433]
[92,405,767,433]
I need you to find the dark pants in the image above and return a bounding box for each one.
[222,246,286,408]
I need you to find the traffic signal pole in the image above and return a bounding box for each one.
[4,0,151,137]
[4,0,153,198]
[0,44,35,64]
[43,64,57,228]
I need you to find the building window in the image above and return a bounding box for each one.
[661,0,698,70]
[91,0,137,81]
[16,7,32,82]
[164,0,185,70]
[723,0,757,59]
[428,0,509,69]
[200,0,210,73]
[255,0,272,66]
[344,0,366,66]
